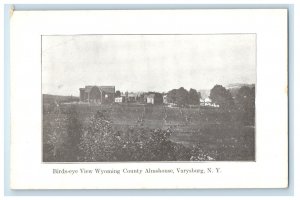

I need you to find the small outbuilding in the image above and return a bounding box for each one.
[145,93,163,105]
[115,96,125,103]
[204,97,212,106]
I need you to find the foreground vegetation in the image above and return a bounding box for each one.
[43,102,255,162]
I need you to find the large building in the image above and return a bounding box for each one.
[79,86,115,104]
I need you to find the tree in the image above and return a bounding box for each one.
[175,87,189,106]
[188,88,200,105]
[167,87,192,106]
[167,89,177,104]
[137,93,144,102]
[79,111,121,161]
[210,85,234,109]
[197,92,202,99]
[236,86,255,108]
[115,90,121,97]
[154,92,163,105]
[235,86,255,125]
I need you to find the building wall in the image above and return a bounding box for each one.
[89,87,101,103]
[79,85,115,103]
[147,97,154,104]
[163,95,168,104]
[79,88,85,101]
[84,92,88,101]
[115,97,124,103]
[102,92,114,104]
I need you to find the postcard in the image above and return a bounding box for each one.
[10,9,288,189]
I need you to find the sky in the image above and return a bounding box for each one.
[42,34,256,96]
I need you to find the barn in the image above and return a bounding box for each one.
[79,86,115,104]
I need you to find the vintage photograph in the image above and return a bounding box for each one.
[42,34,256,162]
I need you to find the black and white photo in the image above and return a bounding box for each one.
[10,9,288,189]
[42,34,256,162]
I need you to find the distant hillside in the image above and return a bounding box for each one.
[43,94,79,104]
[226,83,255,89]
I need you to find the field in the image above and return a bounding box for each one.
[43,102,255,162]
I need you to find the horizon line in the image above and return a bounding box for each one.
[43,83,255,97]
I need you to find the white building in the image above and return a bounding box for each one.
[199,97,219,107]
[163,95,168,104]
[115,97,125,103]
[146,94,155,104]
[204,97,212,106]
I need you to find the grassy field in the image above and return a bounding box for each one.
[43,102,255,161]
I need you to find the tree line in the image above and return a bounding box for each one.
[167,85,255,125]
[167,85,254,108]
[167,87,200,106]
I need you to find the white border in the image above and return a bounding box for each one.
[10,9,288,189]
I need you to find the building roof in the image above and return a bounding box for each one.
[84,86,115,93]
[84,86,94,93]
[147,94,156,98]
[98,86,115,93]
